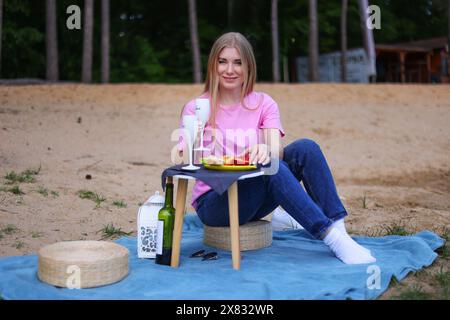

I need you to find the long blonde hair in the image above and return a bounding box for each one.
[204,32,258,128]
[179,33,259,155]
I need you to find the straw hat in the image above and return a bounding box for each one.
[38,240,129,289]
[203,220,272,251]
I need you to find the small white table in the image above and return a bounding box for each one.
[170,170,265,270]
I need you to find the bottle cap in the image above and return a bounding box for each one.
[146,191,165,206]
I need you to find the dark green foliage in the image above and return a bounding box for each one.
[97,223,132,240]
[1,0,448,82]
[371,0,448,43]
[4,166,40,184]
[2,0,45,78]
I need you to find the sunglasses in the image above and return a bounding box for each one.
[190,249,218,261]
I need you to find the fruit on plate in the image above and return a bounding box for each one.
[202,155,224,165]
[223,155,235,165]
[232,155,250,165]
[202,155,251,166]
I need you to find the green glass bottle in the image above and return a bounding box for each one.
[155,177,175,266]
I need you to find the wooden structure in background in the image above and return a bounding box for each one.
[376,37,449,83]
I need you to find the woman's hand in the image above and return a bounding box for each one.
[246,144,271,165]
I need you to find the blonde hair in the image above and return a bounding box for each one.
[204,32,258,127]
[179,33,259,155]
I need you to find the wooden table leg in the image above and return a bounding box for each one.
[170,178,188,268]
[227,182,241,270]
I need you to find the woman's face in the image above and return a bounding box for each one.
[217,47,244,92]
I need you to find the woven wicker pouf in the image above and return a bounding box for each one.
[38,241,129,289]
[203,220,272,251]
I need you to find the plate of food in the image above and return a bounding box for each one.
[201,156,257,171]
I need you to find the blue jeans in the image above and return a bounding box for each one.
[196,139,348,239]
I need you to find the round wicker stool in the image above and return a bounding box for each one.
[203,220,272,251]
[38,241,129,288]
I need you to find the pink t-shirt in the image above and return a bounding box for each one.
[178,91,285,210]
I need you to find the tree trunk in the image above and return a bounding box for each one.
[82,0,94,83]
[308,0,319,82]
[341,0,348,83]
[188,0,202,83]
[271,0,280,82]
[358,0,377,82]
[448,0,450,51]
[0,0,3,77]
[46,0,59,81]
[227,0,234,30]
[101,0,110,83]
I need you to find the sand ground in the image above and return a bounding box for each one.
[0,83,449,298]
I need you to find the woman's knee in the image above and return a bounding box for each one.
[283,138,321,159]
[291,138,321,152]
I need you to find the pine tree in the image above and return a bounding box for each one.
[271,0,280,82]
[46,0,58,81]
[308,0,319,82]
[341,0,348,82]
[82,0,94,83]
[101,0,110,83]
[188,0,202,83]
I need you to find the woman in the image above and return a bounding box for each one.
[178,32,375,265]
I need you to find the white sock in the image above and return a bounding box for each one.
[323,227,376,265]
[331,218,371,255]
[331,218,347,234]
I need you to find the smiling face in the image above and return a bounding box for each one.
[217,47,245,93]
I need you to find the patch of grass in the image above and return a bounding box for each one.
[97,223,132,240]
[1,225,18,235]
[77,190,96,200]
[435,227,449,260]
[31,231,42,238]
[13,241,25,250]
[367,222,413,237]
[37,187,59,198]
[391,284,433,300]
[362,194,367,209]
[388,276,400,288]
[437,244,449,261]
[4,165,41,184]
[23,166,41,176]
[387,264,450,300]
[37,186,49,197]
[112,200,127,208]
[7,186,25,195]
[434,266,450,299]
[382,224,412,236]
[77,190,106,208]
